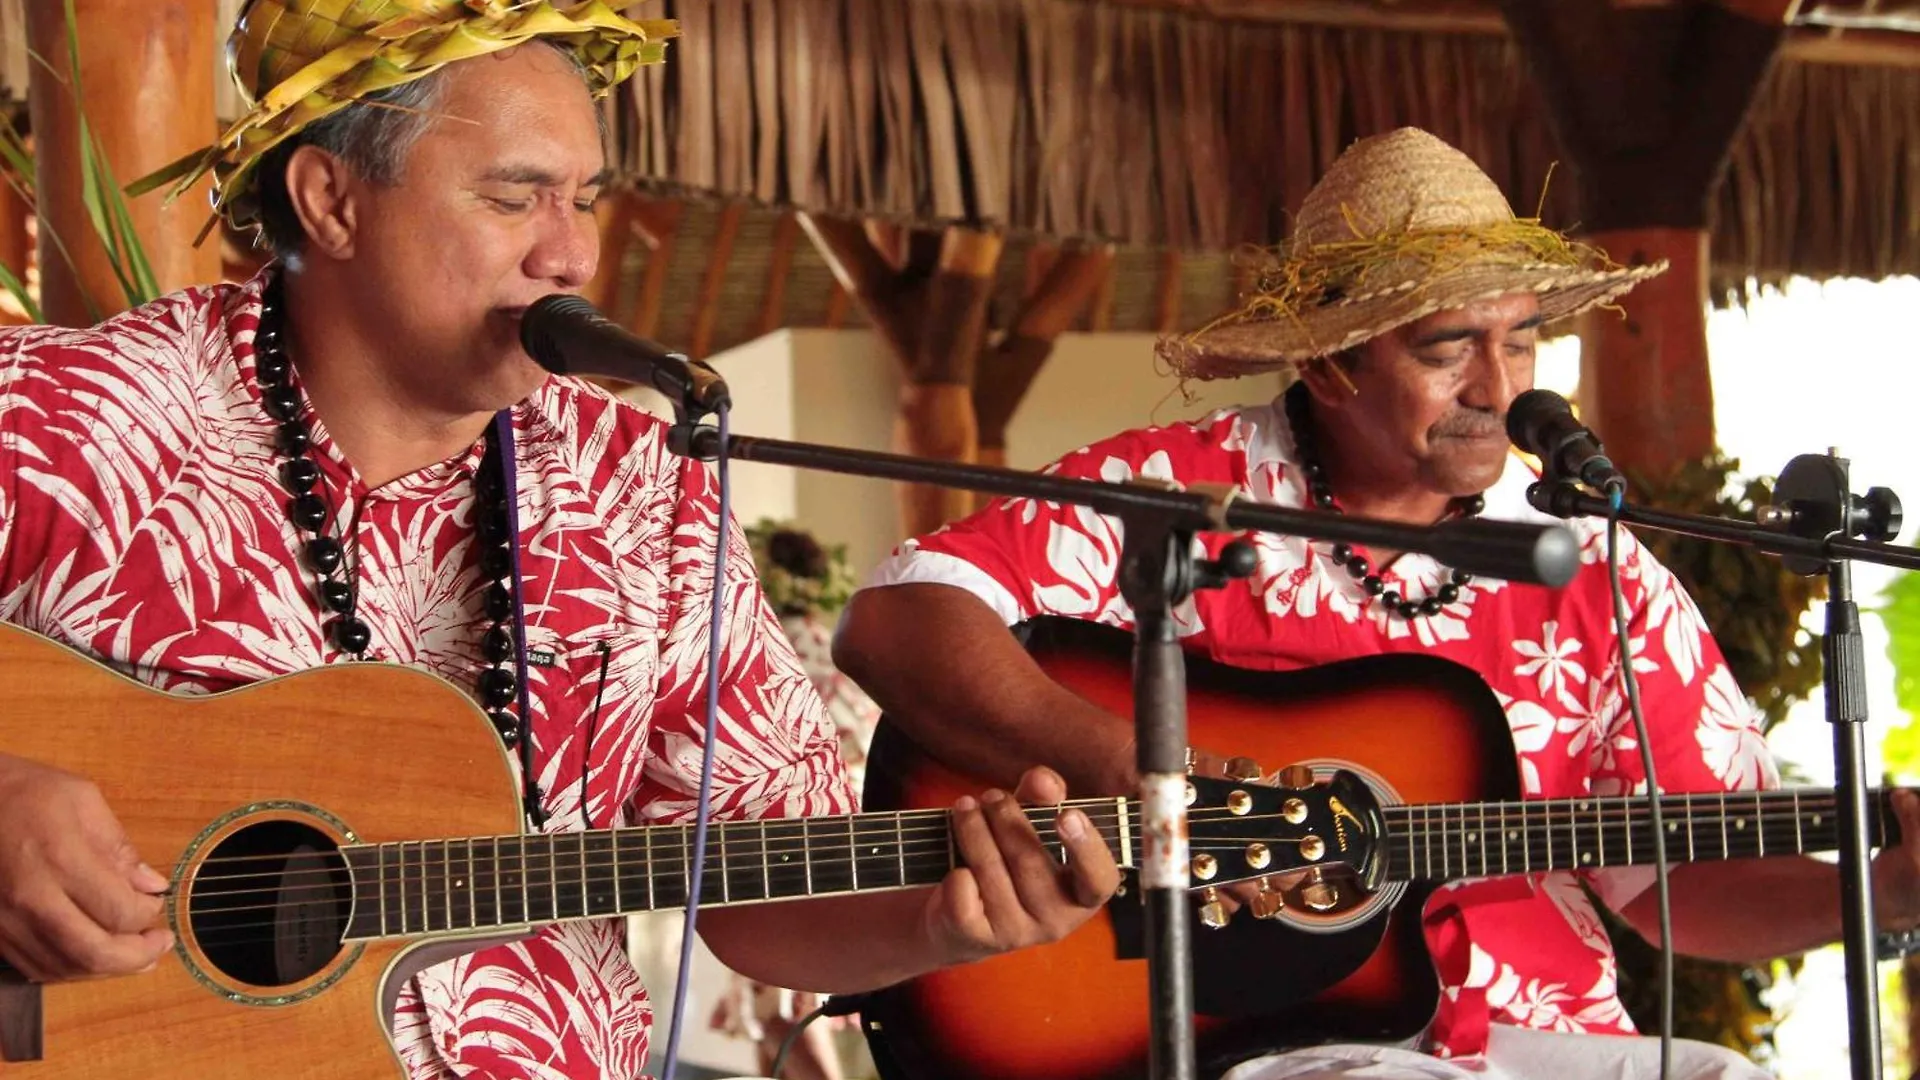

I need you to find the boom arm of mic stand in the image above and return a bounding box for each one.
[681,429,1583,587]
[1527,482,1920,573]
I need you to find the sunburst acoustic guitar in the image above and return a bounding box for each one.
[0,621,1347,1079]
[854,615,1898,1080]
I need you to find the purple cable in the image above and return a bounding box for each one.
[658,403,730,1080]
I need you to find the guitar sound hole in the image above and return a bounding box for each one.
[188,820,352,989]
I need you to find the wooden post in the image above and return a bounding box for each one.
[27,0,218,326]
[1499,0,1792,478]
[974,245,1115,487]
[801,213,1007,537]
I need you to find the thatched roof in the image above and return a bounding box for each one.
[3,0,1915,296]
[614,0,1920,288]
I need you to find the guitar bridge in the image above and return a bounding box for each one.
[0,965,42,1062]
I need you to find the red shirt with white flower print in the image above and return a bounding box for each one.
[0,275,855,1079]
[863,396,1777,1061]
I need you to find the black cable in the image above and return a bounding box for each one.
[769,1001,836,1079]
[1606,483,1672,1080]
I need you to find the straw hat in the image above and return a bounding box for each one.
[1157,127,1668,379]
[128,0,678,242]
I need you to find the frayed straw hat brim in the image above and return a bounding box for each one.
[1158,258,1667,378]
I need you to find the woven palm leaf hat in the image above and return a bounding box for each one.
[1157,127,1668,379]
[129,0,678,244]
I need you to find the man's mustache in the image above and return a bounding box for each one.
[1431,411,1505,439]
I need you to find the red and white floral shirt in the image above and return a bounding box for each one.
[864,398,1777,1060]
[0,273,855,1079]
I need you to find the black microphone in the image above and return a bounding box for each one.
[519,294,731,413]
[1505,389,1624,494]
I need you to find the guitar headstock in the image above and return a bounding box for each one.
[1185,767,1383,891]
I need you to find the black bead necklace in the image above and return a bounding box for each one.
[254,275,530,749]
[1284,382,1481,620]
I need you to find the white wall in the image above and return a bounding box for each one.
[674,328,1286,583]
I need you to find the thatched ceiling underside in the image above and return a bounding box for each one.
[2,0,1914,308]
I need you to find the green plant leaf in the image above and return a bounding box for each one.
[0,259,43,324]
[1875,568,1920,783]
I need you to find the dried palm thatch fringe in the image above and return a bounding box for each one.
[618,0,1919,290]
[0,0,1910,290]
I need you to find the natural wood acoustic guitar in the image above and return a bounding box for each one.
[0,620,1338,1078]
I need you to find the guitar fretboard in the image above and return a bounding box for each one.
[1383,788,1893,883]
[333,801,1136,940]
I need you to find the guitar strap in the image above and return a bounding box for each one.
[492,408,544,829]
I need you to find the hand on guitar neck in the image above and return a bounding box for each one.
[0,752,173,982]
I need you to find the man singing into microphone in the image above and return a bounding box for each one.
[835,127,1920,1079]
[0,3,1120,1078]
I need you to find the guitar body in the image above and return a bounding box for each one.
[0,624,525,1079]
[858,617,1522,1080]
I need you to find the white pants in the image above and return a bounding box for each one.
[1220,1025,1771,1080]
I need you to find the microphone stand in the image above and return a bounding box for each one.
[665,418,1581,1080]
[1531,451,1914,1080]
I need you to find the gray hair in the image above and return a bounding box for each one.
[253,40,602,260]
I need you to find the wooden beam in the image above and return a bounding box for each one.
[688,201,744,361]
[1784,26,1920,65]
[1088,259,1117,332]
[757,211,800,338]
[1090,0,1505,33]
[1072,0,1920,67]
[798,210,914,361]
[975,245,1116,456]
[864,219,910,270]
[630,197,683,341]
[824,281,851,329]
[1155,249,1184,334]
[632,195,681,249]
[583,191,638,315]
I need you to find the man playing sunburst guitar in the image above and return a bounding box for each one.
[0,3,1119,1078]
[835,128,1920,1079]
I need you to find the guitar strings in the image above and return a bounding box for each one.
[171,789,1866,895]
[172,787,1869,877]
[169,797,1869,908]
[165,803,1868,947]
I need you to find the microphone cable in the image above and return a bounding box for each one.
[657,403,732,1080]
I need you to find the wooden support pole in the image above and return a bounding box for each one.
[757,211,799,338]
[583,191,638,315]
[974,246,1116,479]
[28,0,218,326]
[1500,0,1789,478]
[629,196,682,341]
[689,200,743,360]
[1155,249,1184,335]
[895,228,1003,535]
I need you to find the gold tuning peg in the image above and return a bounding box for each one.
[1300,868,1339,912]
[1198,887,1230,929]
[1222,756,1263,782]
[1276,764,1315,790]
[1248,879,1285,920]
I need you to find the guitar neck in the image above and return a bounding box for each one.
[1382,787,1896,884]
[338,798,1138,941]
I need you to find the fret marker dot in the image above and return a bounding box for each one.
[1507,831,1519,841]
[1813,816,1823,826]
[1666,823,1678,832]
[1467,833,1478,844]
[1735,819,1746,830]
[1581,852,1593,864]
